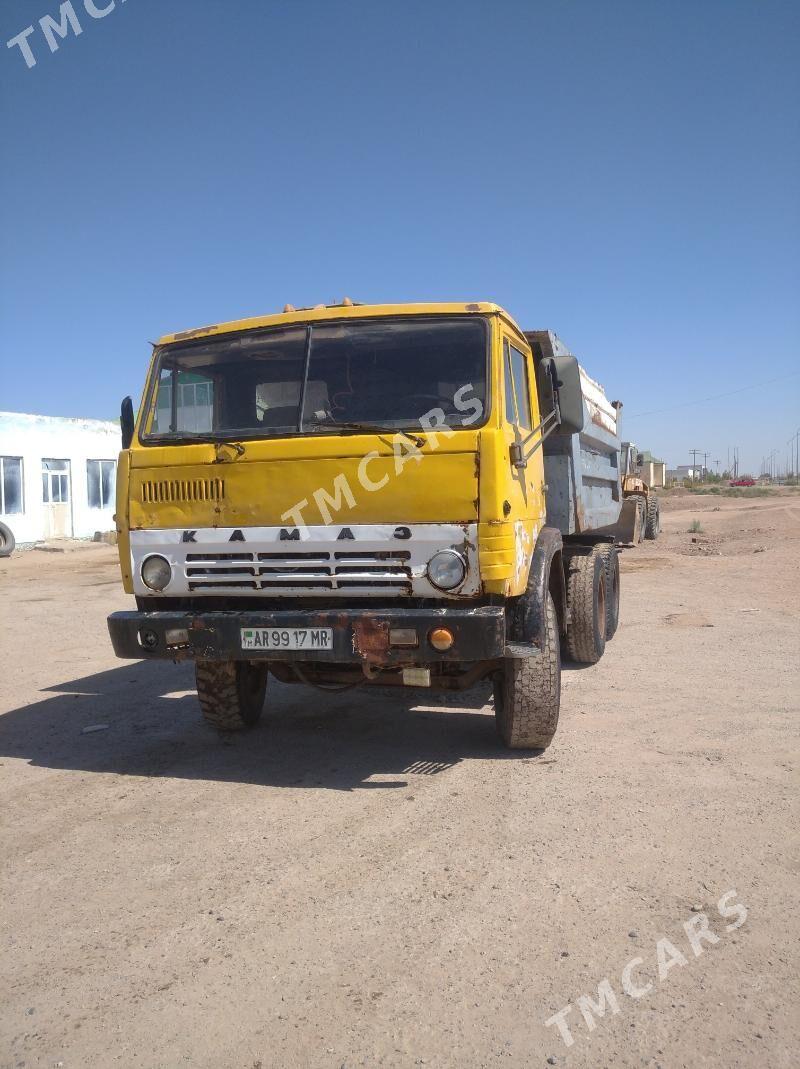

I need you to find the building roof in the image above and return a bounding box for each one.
[0,411,120,433]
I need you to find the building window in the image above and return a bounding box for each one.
[87,460,116,510]
[152,371,215,434]
[0,456,24,514]
[42,459,70,504]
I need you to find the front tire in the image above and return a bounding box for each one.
[634,498,646,543]
[565,547,607,664]
[494,591,561,750]
[195,660,268,731]
[645,496,660,539]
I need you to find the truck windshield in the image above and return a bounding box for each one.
[144,317,487,440]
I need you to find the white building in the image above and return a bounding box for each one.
[0,412,121,544]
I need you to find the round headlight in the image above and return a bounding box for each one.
[141,554,172,591]
[427,550,467,591]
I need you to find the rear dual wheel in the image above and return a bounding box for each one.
[599,545,620,640]
[565,547,608,664]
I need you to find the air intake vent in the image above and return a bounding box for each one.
[140,478,225,504]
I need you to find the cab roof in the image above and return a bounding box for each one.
[158,301,527,346]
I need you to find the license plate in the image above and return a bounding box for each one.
[240,627,334,651]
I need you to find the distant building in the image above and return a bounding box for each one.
[638,450,666,488]
[0,412,121,544]
[667,464,705,483]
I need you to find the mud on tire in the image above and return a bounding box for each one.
[565,547,607,664]
[494,591,561,750]
[195,660,268,731]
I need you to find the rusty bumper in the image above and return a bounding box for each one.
[107,606,509,664]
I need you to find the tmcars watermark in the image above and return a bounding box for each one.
[6,1,127,70]
[279,384,484,536]
[544,890,748,1049]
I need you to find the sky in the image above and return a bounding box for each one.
[1,0,798,475]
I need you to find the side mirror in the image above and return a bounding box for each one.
[512,354,585,469]
[636,452,644,466]
[546,355,584,435]
[121,396,135,449]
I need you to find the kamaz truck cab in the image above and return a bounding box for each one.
[109,300,618,750]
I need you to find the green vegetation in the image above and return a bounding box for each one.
[688,519,703,533]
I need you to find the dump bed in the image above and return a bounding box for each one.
[525,331,622,535]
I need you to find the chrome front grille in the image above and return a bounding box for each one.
[184,549,412,592]
[129,523,482,599]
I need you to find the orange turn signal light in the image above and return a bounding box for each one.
[429,627,454,651]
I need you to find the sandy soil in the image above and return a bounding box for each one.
[1,493,798,1069]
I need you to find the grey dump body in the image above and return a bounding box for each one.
[525,330,623,536]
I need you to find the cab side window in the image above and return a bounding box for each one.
[503,341,517,425]
[503,339,533,430]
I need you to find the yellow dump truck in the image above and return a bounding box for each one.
[109,301,624,750]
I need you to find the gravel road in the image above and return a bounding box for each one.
[1,492,798,1069]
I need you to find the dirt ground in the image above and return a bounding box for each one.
[1,492,798,1069]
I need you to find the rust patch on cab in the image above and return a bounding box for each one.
[173,324,220,341]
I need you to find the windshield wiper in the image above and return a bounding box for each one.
[306,420,424,448]
[160,433,231,442]
[163,433,245,447]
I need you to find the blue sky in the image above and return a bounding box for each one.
[1,0,798,474]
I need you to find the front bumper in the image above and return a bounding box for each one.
[107,606,509,664]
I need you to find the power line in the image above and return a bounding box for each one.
[625,369,800,420]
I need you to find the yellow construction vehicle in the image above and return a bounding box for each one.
[109,301,628,750]
[620,442,661,542]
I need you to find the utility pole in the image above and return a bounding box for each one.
[768,448,778,479]
[689,449,703,485]
[789,430,800,483]
[702,452,710,481]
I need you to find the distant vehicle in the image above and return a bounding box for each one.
[730,478,756,487]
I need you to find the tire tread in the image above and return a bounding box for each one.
[645,495,660,539]
[195,660,266,731]
[495,592,560,750]
[565,549,606,664]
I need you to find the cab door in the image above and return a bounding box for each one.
[499,334,547,591]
